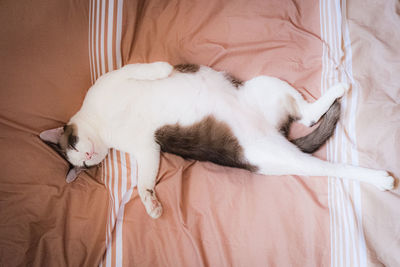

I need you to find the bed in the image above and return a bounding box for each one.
[0,0,399,266]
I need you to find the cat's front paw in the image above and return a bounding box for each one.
[147,201,163,219]
[142,189,163,219]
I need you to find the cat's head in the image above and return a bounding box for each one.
[39,123,108,182]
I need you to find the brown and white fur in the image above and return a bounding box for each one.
[40,62,394,219]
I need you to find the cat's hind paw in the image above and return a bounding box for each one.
[340,82,351,93]
[370,171,395,191]
[331,82,351,98]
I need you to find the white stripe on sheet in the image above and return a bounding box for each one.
[320,0,367,266]
[100,0,106,75]
[88,0,94,84]
[107,0,114,72]
[88,1,135,266]
[341,0,367,265]
[116,152,126,267]
[95,0,101,80]
[91,0,97,81]
[116,0,123,69]
[105,151,113,267]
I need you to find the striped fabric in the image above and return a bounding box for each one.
[320,0,367,266]
[88,1,138,266]
[101,151,137,267]
[88,0,370,266]
[88,0,123,78]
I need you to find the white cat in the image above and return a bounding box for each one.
[40,62,394,219]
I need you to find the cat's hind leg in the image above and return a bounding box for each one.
[296,83,350,127]
[245,136,394,191]
[241,77,349,128]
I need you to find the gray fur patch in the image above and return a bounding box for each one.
[59,124,78,152]
[290,100,341,153]
[155,116,258,172]
[279,116,296,138]
[174,64,200,73]
[225,73,243,88]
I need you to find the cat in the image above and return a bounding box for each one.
[40,61,394,219]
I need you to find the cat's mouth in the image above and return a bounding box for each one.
[83,138,99,168]
[86,139,97,158]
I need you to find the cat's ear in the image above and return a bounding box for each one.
[66,166,86,183]
[39,127,64,144]
[40,127,85,183]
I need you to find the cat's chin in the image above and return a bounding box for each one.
[85,154,107,167]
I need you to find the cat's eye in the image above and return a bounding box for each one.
[68,143,78,152]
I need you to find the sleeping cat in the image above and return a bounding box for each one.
[40,62,394,219]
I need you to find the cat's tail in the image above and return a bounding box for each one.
[290,100,341,154]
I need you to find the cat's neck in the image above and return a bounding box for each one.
[70,109,97,127]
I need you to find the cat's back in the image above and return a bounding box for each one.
[89,64,235,107]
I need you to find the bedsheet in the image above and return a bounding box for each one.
[0,0,399,266]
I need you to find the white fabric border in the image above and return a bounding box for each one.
[320,0,367,266]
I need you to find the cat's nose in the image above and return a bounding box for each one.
[85,152,93,160]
